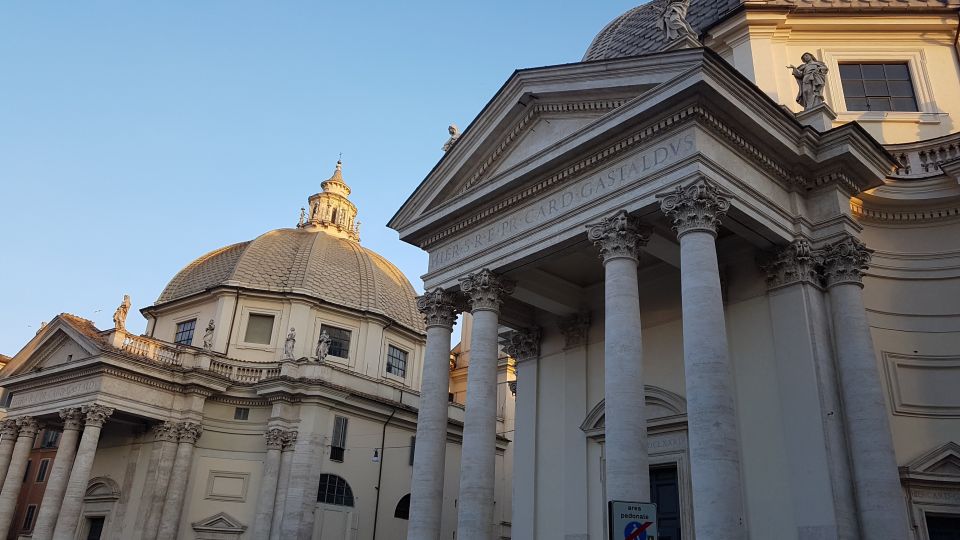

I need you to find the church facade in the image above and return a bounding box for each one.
[0,164,513,540]
[393,1,960,539]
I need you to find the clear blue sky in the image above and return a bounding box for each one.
[0,1,639,355]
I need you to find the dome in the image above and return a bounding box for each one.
[583,0,738,61]
[157,228,425,333]
[155,161,425,334]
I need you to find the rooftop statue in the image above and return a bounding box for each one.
[789,52,829,110]
[113,295,131,331]
[442,123,461,152]
[658,0,696,42]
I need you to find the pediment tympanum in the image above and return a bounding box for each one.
[1,315,103,378]
[901,441,960,483]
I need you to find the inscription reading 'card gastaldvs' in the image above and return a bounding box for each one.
[429,131,695,271]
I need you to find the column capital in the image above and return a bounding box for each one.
[15,417,41,438]
[502,327,542,363]
[264,427,285,450]
[59,407,85,431]
[82,404,114,428]
[657,179,731,238]
[587,210,651,263]
[821,235,872,288]
[0,419,18,438]
[153,421,180,443]
[417,288,460,329]
[761,239,822,289]
[559,312,591,349]
[177,422,203,444]
[459,269,514,313]
[281,430,298,451]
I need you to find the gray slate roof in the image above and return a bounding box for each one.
[584,0,960,61]
[157,229,425,334]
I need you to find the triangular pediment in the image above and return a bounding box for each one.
[1,315,104,378]
[905,442,960,478]
[192,512,246,533]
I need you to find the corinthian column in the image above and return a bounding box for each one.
[456,269,513,540]
[0,420,19,490]
[658,179,745,540]
[141,422,180,540]
[587,210,652,505]
[0,417,40,537]
[409,288,459,540]
[156,422,203,540]
[53,404,113,540]
[252,428,286,539]
[32,408,84,540]
[821,235,910,538]
[269,430,297,540]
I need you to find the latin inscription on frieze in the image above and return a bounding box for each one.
[11,380,99,408]
[428,130,695,271]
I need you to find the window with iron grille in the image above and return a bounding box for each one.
[36,459,49,483]
[174,319,197,346]
[317,474,354,506]
[386,345,408,378]
[330,415,348,462]
[320,325,351,358]
[839,63,918,112]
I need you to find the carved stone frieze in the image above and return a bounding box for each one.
[761,239,822,289]
[657,179,731,237]
[502,328,542,362]
[417,288,460,328]
[460,269,515,313]
[154,421,180,443]
[264,427,286,450]
[281,430,298,451]
[0,419,18,438]
[177,421,203,445]
[821,235,873,288]
[586,211,651,262]
[82,404,114,428]
[59,407,85,431]
[15,417,41,438]
[559,312,591,349]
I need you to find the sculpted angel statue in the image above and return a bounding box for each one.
[442,124,461,152]
[283,328,296,360]
[202,319,215,350]
[788,52,829,110]
[315,329,331,361]
[113,295,131,330]
[658,0,696,41]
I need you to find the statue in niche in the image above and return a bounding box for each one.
[788,52,829,110]
[315,329,331,361]
[202,319,215,350]
[113,295,131,331]
[284,328,296,360]
[657,0,696,41]
[442,124,460,152]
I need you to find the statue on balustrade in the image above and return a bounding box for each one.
[316,329,331,361]
[113,294,131,331]
[284,328,297,360]
[789,52,829,110]
[202,319,215,350]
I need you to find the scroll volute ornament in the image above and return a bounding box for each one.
[82,404,114,428]
[761,239,822,289]
[502,328,542,362]
[59,407,85,431]
[416,288,460,328]
[586,210,651,262]
[178,422,203,444]
[821,235,873,287]
[154,421,180,443]
[15,417,41,438]
[459,269,515,312]
[657,179,732,237]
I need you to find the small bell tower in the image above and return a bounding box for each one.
[299,160,360,241]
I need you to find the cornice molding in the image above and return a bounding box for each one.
[851,198,960,224]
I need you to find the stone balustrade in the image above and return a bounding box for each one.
[887,131,960,179]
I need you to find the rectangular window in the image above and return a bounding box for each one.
[85,516,105,540]
[36,459,50,482]
[244,314,275,345]
[409,436,416,466]
[320,325,351,358]
[173,319,197,346]
[330,415,348,462]
[22,505,36,531]
[40,430,60,448]
[839,63,918,112]
[386,345,408,378]
[233,407,249,421]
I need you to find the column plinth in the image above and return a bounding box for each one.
[587,210,651,504]
[659,180,745,540]
[53,404,113,540]
[156,421,202,540]
[32,408,84,540]
[409,288,459,540]
[0,417,40,537]
[822,235,910,538]
[456,269,513,540]
[252,428,285,539]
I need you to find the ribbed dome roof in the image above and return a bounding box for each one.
[157,228,425,334]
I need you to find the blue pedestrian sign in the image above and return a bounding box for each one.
[608,501,658,540]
